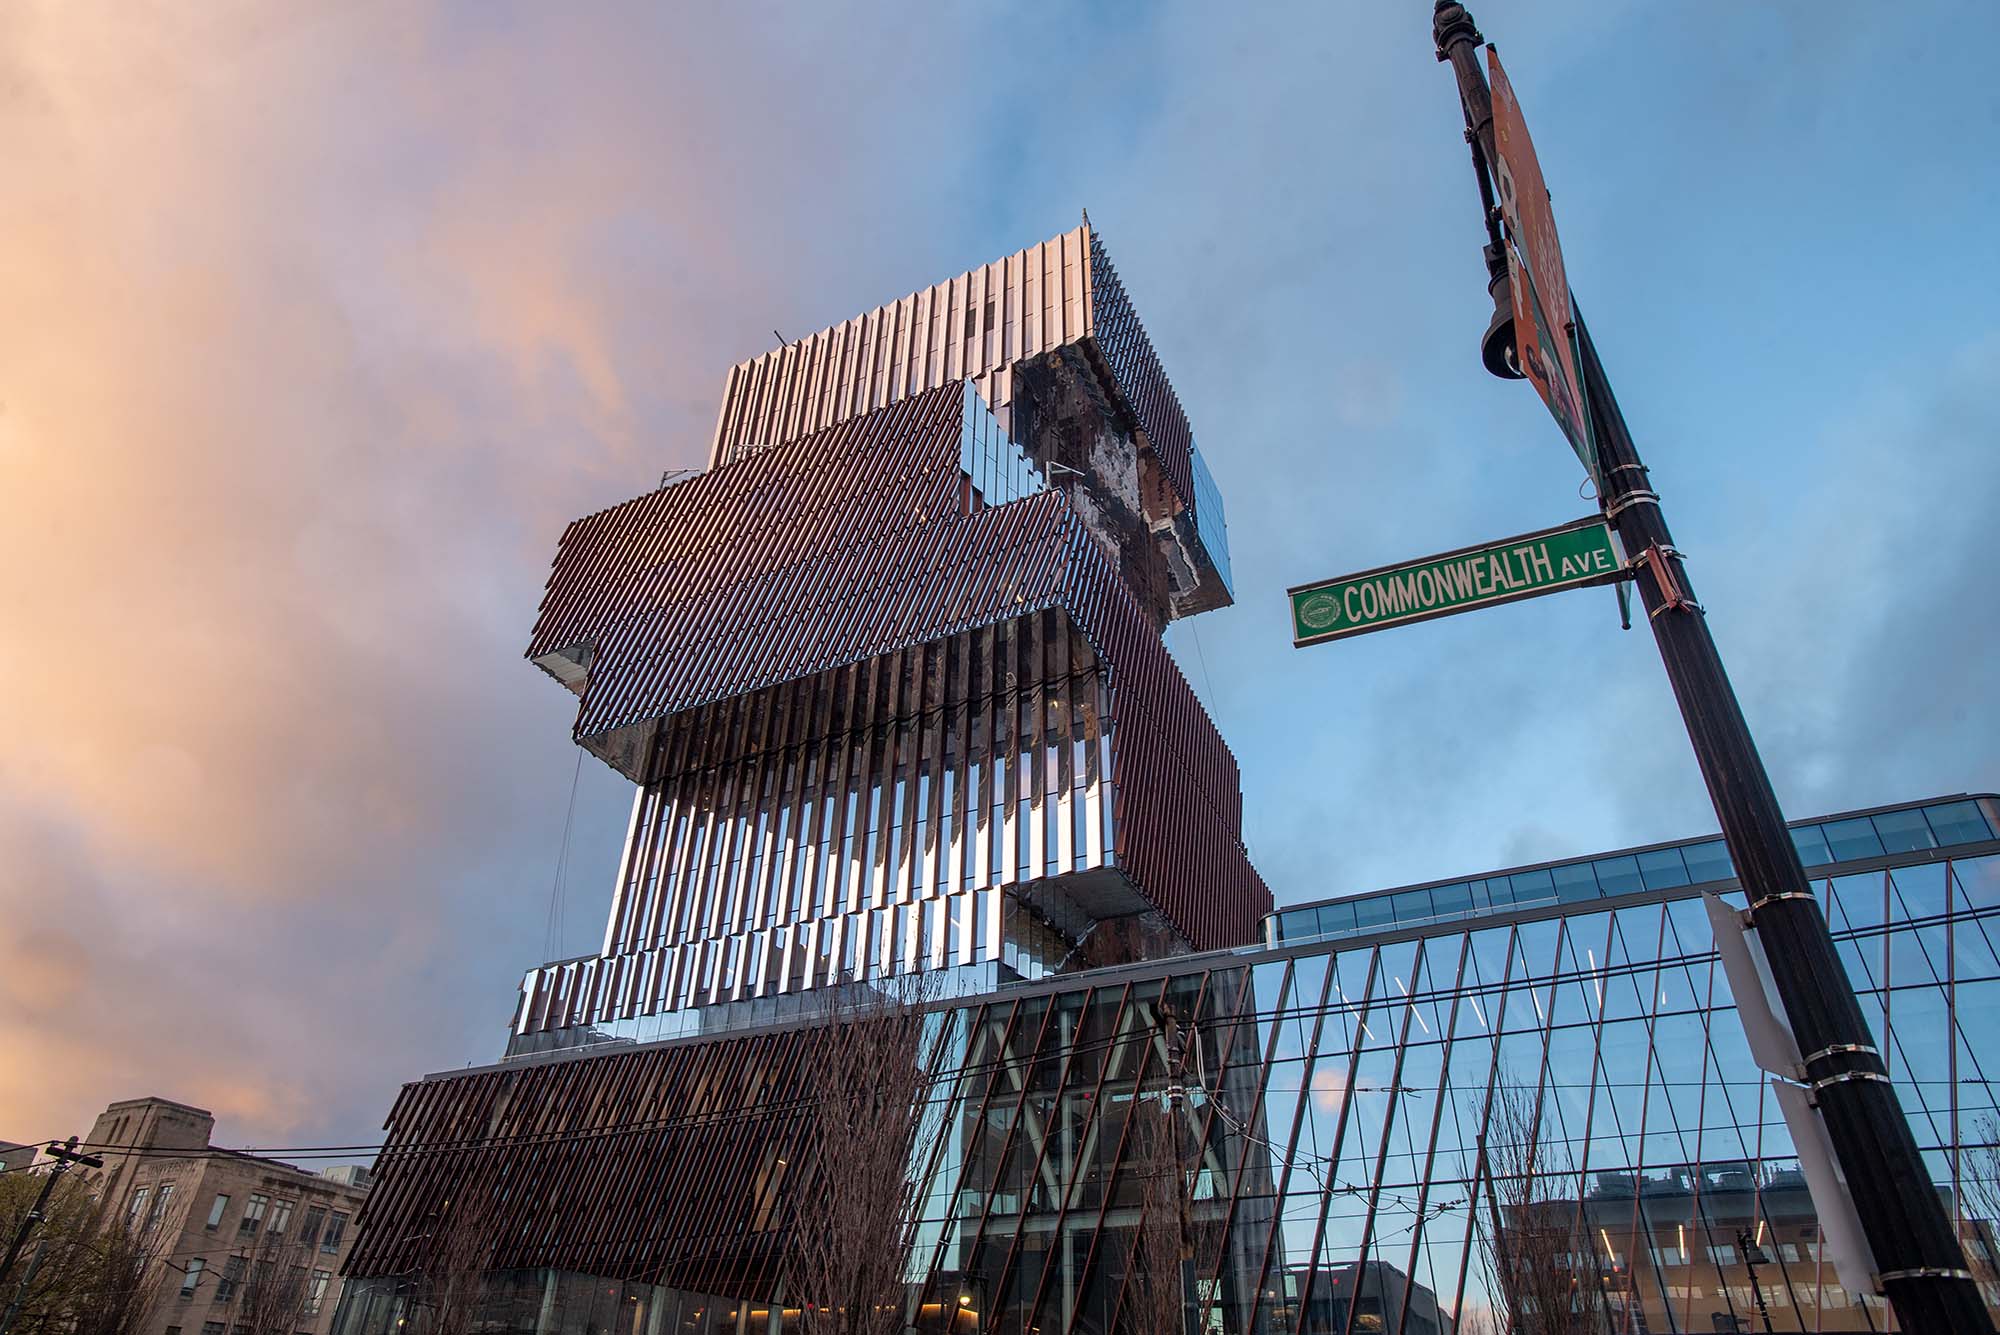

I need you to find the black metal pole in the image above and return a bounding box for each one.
[0,1138,98,1297]
[0,1163,62,1296]
[1432,5,1993,1330]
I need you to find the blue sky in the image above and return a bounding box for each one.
[2,1,1993,1149]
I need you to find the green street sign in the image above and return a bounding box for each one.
[1289,517,1621,646]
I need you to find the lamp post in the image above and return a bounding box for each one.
[1431,5,1992,1330]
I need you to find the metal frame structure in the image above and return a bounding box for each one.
[509,227,1268,1054]
[342,796,2000,1333]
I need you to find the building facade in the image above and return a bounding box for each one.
[511,222,1263,1056]
[79,1096,370,1335]
[331,223,2000,1333]
[337,793,2000,1334]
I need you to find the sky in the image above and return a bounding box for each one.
[2,1,1994,1156]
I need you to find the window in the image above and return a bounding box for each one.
[1872,807,1936,854]
[201,1324,225,1335]
[1551,861,1600,902]
[1823,815,1884,862]
[268,1198,293,1235]
[205,1194,230,1230]
[128,1186,151,1226]
[216,1254,244,1302]
[152,1182,176,1227]
[304,1270,331,1315]
[181,1257,205,1297]
[320,1211,347,1254]
[1431,882,1475,915]
[1508,868,1558,904]
[1351,895,1395,929]
[239,1193,268,1235]
[1636,847,1691,891]
[1681,838,1733,885]
[298,1205,325,1248]
[1593,854,1645,895]
[1791,821,1833,866]
[1926,799,1993,846]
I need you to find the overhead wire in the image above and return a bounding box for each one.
[544,749,586,961]
[4,919,1906,1176]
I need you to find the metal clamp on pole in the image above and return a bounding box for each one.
[1632,543,1703,618]
[1602,487,1659,519]
[1803,1043,1880,1066]
[1749,890,1818,909]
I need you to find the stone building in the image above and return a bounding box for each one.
[81,1096,370,1335]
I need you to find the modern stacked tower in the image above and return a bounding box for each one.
[511,222,1265,1052]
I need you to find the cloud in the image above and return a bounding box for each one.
[0,0,1112,1147]
[0,2,787,1142]
[0,0,1991,1168]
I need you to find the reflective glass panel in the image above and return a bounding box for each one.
[1352,896,1396,931]
[1823,816,1885,862]
[1872,806,1936,855]
[1552,859,1600,902]
[1508,867,1557,907]
[1431,882,1474,916]
[1926,799,1994,847]
[1636,847,1691,891]
[1319,901,1357,938]
[1680,838,1732,885]
[1790,821,1833,867]
[1594,854,1644,896]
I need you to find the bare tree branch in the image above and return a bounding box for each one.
[407,1173,508,1335]
[1471,1075,1602,1335]
[1123,1100,1188,1335]
[232,1229,315,1335]
[786,974,945,1335]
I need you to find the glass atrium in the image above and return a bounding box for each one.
[337,794,2000,1333]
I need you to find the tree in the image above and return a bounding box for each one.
[1121,1100,1189,1335]
[0,1171,160,1335]
[786,976,944,1335]
[230,1230,315,1335]
[406,1179,508,1335]
[1961,1114,2000,1289]
[1471,1077,1602,1335]
[67,1212,162,1335]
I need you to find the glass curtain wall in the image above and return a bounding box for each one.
[336,850,2000,1335]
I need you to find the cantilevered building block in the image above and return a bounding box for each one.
[513,226,1265,1050]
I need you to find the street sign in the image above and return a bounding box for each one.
[1488,47,1595,482]
[1289,516,1620,646]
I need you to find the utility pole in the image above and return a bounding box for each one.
[1430,5,1992,1330]
[0,1137,104,1300]
[1736,1227,1777,1334]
